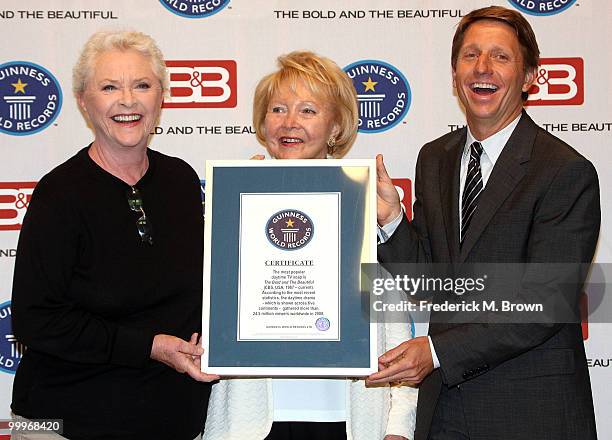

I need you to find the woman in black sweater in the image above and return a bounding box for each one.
[11,30,217,440]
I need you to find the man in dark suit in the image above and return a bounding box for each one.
[368,6,599,440]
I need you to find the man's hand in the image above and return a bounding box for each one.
[151,333,220,382]
[376,154,402,226]
[367,336,434,385]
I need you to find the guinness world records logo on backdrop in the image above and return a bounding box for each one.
[343,60,411,134]
[159,0,230,18]
[0,301,24,374]
[508,0,577,16]
[0,61,62,136]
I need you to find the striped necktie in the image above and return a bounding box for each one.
[461,141,484,243]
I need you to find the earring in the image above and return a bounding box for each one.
[327,136,336,155]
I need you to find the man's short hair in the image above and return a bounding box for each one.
[451,6,540,100]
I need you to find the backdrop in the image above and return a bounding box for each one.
[1,0,610,437]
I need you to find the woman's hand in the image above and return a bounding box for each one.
[376,154,402,226]
[150,333,220,382]
[250,154,265,160]
[384,435,408,440]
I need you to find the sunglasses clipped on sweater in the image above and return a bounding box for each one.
[126,186,153,245]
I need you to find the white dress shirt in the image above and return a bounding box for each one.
[378,113,522,369]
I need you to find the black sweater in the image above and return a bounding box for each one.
[11,146,210,439]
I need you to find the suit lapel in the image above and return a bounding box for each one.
[439,130,465,262]
[459,112,538,261]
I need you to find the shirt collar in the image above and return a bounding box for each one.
[465,113,522,164]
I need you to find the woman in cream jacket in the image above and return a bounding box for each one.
[203,51,417,440]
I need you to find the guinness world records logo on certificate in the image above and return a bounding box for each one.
[266,209,314,251]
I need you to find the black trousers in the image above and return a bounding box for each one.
[265,422,347,440]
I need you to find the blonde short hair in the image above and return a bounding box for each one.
[253,51,359,158]
[72,29,169,97]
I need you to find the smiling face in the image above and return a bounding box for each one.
[452,20,536,139]
[263,80,339,160]
[77,49,163,153]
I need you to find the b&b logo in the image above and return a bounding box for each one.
[159,0,230,18]
[580,292,588,340]
[344,60,411,133]
[526,58,583,106]
[391,178,413,221]
[0,301,24,374]
[508,0,577,16]
[0,182,36,231]
[0,61,62,136]
[0,419,10,439]
[163,60,237,109]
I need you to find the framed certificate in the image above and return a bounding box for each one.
[202,159,376,376]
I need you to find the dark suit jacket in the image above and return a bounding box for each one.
[378,112,599,440]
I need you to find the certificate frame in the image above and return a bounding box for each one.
[202,159,377,376]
